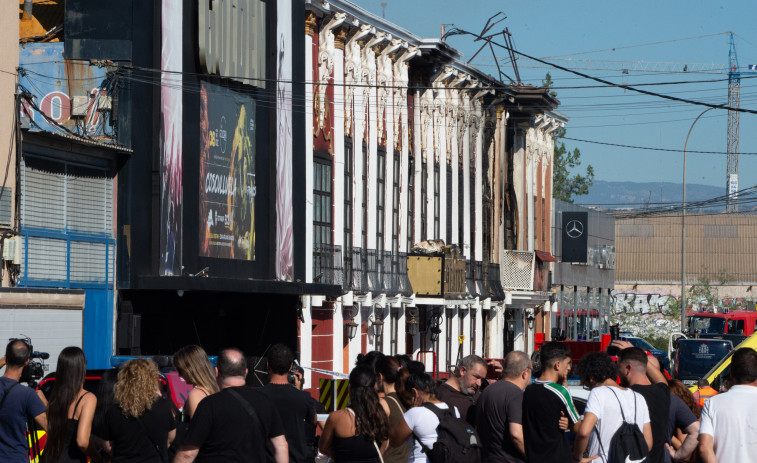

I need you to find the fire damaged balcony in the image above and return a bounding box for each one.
[474,261,489,299]
[313,244,344,288]
[486,263,506,301]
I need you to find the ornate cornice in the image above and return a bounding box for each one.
[305,12,317,36]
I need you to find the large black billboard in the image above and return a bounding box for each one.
[561,211,588,263]
[199,82,257,260]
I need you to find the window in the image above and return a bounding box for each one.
[407,154,415,250]
[421,161,427,240]
[344,140,353,282]
[433,163,440,239]
[313,155,333,279]
[392,151,400,255]
[377,148,386,252]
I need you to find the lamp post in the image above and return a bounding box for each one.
[681,107,716,332]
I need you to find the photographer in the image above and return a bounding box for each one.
[0,339,48,462]
[257,344,317,463]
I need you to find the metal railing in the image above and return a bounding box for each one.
[313,244,344,287]
[475,261,489,299]
[349,247,367,292]
[365,249,380,292]
[397,252,413,297]
[466,260,477,298]
[487,262,505,301]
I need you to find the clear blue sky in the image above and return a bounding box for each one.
[352,0,757,192]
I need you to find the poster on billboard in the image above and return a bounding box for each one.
[159,0,183,276]
[199,82,257,261]
[275,0,294,281]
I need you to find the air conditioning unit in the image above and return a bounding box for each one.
[2,237,16,263]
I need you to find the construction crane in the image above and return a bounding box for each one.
[727,33,740,212]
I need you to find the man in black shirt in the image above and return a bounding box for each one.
[522,342,578,463]
[436,354,487,425]
[174,348,288,463]
[475,351,532,463]
[615,344,669,463]
[257,344,316,463]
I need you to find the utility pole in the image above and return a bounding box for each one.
[727,33,740,212]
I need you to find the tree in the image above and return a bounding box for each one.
[543,73,595,202]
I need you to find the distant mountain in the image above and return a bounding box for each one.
[572,180,726,209]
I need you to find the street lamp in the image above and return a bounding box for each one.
[407,307,419,336]
[345,305,359,340]
[372,306,384,338]
[681,107,716,333]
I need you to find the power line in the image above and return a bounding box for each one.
[558,136,757,155]
[454,29,757,115]
[540,32,732,59]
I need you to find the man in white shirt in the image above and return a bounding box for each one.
[572,352,653,463]
[699,347,757,463]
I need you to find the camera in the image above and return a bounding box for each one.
[12,337,49,386]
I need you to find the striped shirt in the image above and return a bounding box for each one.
[522,380,580,463]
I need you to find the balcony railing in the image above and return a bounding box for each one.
[313,244,344,287]
[349,247,367,292]
[397,252,413,297]
[487,262,505,301]
[466,260,477,298]
[474,261,489,299]
[365,249,380,292]
[381,251,399,295]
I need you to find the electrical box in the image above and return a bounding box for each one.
[2,237,16,263]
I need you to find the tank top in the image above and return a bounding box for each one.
[45,392,90,463]
[382,393,409,463]
[331,408,382,463]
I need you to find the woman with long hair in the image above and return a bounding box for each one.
[90,368,119,455]
[101,359,176,463]
[390,373,460,463]
[320,366,390,462]
[172,345,219,420]
[668,379,701,461]
[375,356,409,463]
[42,346,101,463]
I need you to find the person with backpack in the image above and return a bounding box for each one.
[572,352,652,463]
[390,372,481,463]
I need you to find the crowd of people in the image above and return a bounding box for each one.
[1,337,757,463]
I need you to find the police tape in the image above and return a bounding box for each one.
[300,365,349,379]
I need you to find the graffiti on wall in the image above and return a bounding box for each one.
[612,292,676,315]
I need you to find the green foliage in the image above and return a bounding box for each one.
[542,73,595,203]
[643,334,669,351]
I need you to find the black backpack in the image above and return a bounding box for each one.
[595,388,649,463]
[412,402,481,463]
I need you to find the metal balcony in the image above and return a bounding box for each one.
[487,262,506,301]
[365,249,380,293]
[313,244,344,287]
[349,247,368,293]
[475,261,489,299]
[381,251,399,295]
[465,260,477,298]
[397,252,413,297]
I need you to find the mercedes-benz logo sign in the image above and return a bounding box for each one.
[565,219,584,239]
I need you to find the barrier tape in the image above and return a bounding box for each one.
[301,365,349,379]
